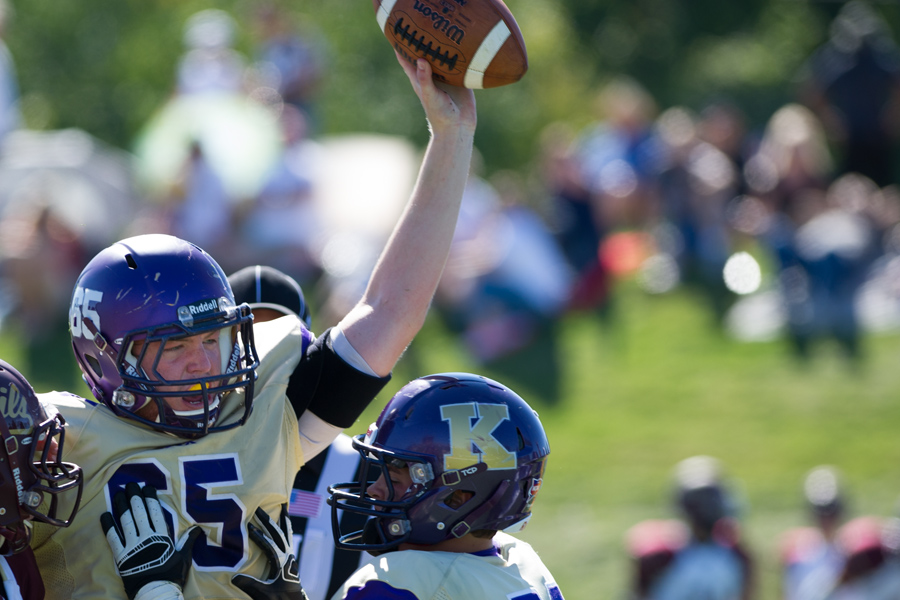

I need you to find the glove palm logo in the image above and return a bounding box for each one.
[118,535,176,576]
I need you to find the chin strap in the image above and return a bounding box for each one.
[81,317,117,361]
[360,518,400,557]
[0,409,21,486]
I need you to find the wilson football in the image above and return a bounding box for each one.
[374,0,527,89]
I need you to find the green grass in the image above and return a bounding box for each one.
[374,284,900,600]
[6,283,900,600]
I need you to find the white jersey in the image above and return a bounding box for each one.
[33,318,313,600]
[330,532,564,600]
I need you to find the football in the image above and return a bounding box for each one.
[374,0,527,89]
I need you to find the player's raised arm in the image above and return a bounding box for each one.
[336,57,477,377]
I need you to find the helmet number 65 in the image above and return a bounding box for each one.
[70,286,103,339]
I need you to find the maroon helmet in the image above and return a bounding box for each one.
[0,360,83,554]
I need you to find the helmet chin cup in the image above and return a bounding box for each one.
[360,518,404,556]
[361,518,383,545]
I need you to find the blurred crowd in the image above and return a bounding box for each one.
[625,457,900,600]
[441,0,900,371]
[1,0,900,389]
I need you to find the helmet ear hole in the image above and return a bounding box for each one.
[84,354,103,379]
[445,490,475,510]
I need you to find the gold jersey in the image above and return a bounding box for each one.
[34,317,312,600]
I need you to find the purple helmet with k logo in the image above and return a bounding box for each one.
[329,372,550,552]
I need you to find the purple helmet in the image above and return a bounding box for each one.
[328,373,550,553]
[68,234,259,438]
[0,360,83,555]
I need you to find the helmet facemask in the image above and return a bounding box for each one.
[109,297,258,439]
[330,441,423,553]
[329,433,490,554]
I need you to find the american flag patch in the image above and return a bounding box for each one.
[288,489,322,518]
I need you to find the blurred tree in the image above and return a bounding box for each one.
[5,0,900,176]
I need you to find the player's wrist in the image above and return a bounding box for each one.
[135,581,184,600]
[429,120,476,142]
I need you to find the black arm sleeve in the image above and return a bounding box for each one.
[286,327,391,428]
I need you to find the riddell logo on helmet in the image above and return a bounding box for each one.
[226,345,241,375]
[187,299,219,316]
[12,466,24,501]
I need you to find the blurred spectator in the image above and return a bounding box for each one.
[741,104,881,361]
[698,102,755,193]
[436,159,573,364]
[780,466,848,600]
[627,455,754,600]
[135,8,284,269]
[240,104,323,286]
[625,519,689,600]
[801,174,879,356]
[0,128,136,389]
[538,122,610,314]
[0,0,20,141]
[746,103,833,222]
[0,204,86,390]
[163,139,236,266]
[825,515,900,599]
[780,467,900,600]
[653,106,740,324]
[252,3,327,133]
[798,0,900,187]
[176,9,246,97]
[774,173,879,363]
[574,76,664,232]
